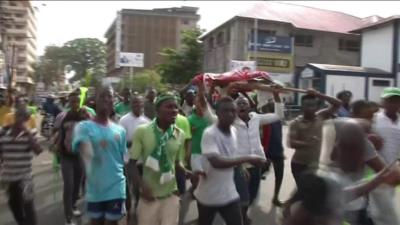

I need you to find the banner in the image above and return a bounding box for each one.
[119,52,144,67]
[230,60,257,72]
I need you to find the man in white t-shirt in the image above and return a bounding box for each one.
[369,87,400,225]
[119,95,150,148]
[118,94,149,222]
[194,96,265,225]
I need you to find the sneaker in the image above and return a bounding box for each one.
[72,209,82,217]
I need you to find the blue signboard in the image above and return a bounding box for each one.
[248,32,293,54]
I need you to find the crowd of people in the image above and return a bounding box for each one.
[1,80,400,225]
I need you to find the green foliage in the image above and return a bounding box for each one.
[62,38,106,83]
[119,70,166,93]
[33,38,106,89]
[33,45,64,89]
[157,28,204,84]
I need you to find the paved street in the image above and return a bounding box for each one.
[0,125,295,225]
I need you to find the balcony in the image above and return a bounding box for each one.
[5,28,27,35]
[1,5,26,12]
[11,17,27,24]
[15,75,34,84]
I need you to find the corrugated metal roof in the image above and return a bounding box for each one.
[308,63,391,74]
[201,2,365,39]
[237,2,364,34]
[351,15,400,33]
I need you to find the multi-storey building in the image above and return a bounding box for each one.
[105,6,200,77]
[0,0,37,93]
[200,2,367,86]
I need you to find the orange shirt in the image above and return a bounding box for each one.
[2,112,37,130]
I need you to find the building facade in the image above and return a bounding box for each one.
[105,6,200,77]
[352,16,400,87]
[0,0,37,92]
[201,2,365,86]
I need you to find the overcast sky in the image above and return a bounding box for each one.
[33,1,400,55]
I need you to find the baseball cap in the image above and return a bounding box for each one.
[381,87,400,99]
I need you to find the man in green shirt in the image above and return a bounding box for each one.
[114,88,131,117]
[129,93,190,225]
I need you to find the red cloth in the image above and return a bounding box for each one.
[192,70,271,88]
[261,124,272,154]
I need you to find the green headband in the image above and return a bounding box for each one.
[155,94,177,109]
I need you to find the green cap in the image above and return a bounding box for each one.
[381,87,400,98]
[155,93,177,109]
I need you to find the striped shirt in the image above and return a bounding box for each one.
[0,128,35,182]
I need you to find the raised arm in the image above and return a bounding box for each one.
[196,83,217,123]
[306,89,342,120]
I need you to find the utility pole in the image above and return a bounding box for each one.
[8,43,16,90]
[254,18,258,70]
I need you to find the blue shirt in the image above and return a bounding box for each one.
[72,120,127,202]
[337,106,351,117]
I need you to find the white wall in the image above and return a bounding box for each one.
[397,23,400,87]
[361,23,394,72]
[326,75,365,100]
[368,77,394,103]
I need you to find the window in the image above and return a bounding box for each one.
[217,32,224,46]
[338,39,360,52]
[208,37,214,50]
[15,25,25,29]
[15,13,23,18]
[372,79,390,87]
[226,28,230,43]
[10,1,17,6]
[182,19,189,25]
[295,35,313,47]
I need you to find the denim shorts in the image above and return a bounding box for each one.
[87,199,126,221]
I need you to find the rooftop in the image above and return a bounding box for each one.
[351,15,400,33]
[308,63,391,75]
[201,1,365,39]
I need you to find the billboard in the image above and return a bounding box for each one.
[119,52,144,67]
[248,32,293,53]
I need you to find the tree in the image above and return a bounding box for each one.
[33,38,106,89]
[157,28,203,84]
[62,38,106,85]
[118,70,166,93]
[33,45,64,90]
